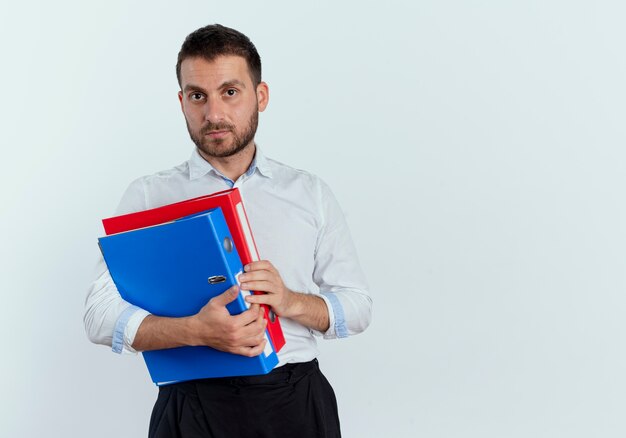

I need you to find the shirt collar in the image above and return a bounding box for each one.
[252,147,273,178]
[188,146,274,181]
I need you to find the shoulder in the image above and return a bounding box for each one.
[116,160,190,214]
[263,155,329,193]
[260,155,341,223]
[134,161,189,187]
[125,160,191,195]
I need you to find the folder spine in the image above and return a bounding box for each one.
[196,211,276,357]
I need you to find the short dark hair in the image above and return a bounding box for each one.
[176,24,262,87]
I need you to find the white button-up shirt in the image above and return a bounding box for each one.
[84,148,372,366]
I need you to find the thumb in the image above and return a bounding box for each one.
[210,285,240,306]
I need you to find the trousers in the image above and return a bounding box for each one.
[148,359,341,438]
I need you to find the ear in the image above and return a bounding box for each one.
[256,81,269,112]
[178,91,184,111]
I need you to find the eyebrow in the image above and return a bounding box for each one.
[183,79,247,94]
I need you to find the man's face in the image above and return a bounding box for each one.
[178,55,268,159]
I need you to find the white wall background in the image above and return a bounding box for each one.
[1,0,625,436]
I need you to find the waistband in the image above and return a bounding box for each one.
[164,359,320,389]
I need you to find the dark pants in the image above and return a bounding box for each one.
[149,359,341,438]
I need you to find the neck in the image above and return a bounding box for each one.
[198,143,256,182]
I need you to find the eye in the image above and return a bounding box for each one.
[190,92,205,101]
[225,88,237,97]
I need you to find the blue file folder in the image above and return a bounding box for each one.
[98,208,278,385]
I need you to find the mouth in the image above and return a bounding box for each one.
[205,130,230,139]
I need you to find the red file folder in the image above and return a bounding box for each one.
[102,188,285,352]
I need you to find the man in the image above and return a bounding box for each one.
[84,24,371,438]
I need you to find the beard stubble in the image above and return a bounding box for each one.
[186,109,259,159]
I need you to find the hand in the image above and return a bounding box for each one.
[239,260,297,318]
[190,285,267,357]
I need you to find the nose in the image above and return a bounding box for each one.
[204,97,226,124]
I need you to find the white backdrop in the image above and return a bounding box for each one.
[1,1,625,437]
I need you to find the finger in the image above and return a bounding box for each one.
[244,260,274,273]
[249,302,260,312]
[238,270,272,283]
[227,319,266,349]
[253,308,266,329]
[238,318,267,340]
[237,339,267,358]
[209,285,240,306]
[245,293,271,306]
[232,304,262,326]
[240,280,275,294]
[257,307,265,323]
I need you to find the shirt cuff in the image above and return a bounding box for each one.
[316,292,348,339]
[112,305,150,354]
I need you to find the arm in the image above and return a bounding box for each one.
[84,178,267,355]
[85,258,268,355]
[312,180,372,338]
[240,261,330,332]
[132,286,268,356]
[85,252,268,355]
[243,179,372,338]
[84,178,150,353]
[84,255,150,353]
[310,181,372,338]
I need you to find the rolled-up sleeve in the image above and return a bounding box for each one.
[312,181,372,339]
[83,178,151,354]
